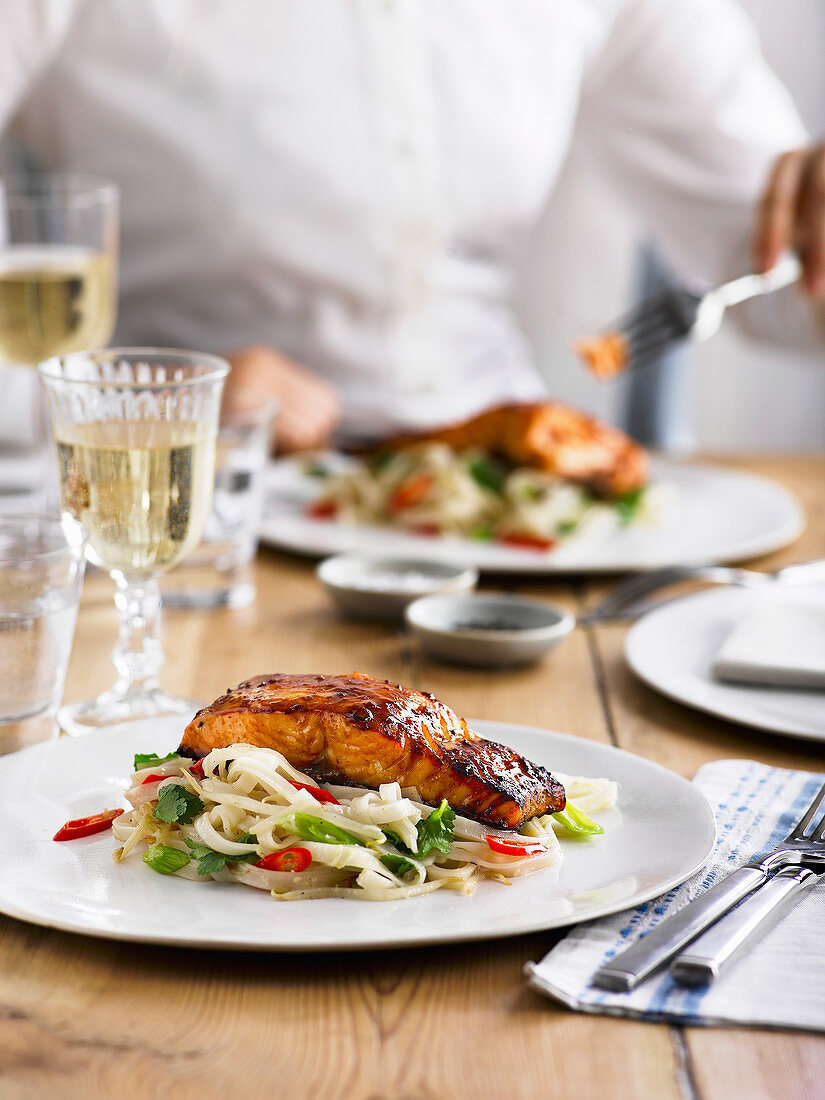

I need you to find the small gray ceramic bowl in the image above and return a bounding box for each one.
[405,592,575,667]
[317,553,479,621]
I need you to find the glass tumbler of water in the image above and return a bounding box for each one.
[0,514,87,753]
[161,399,278,609]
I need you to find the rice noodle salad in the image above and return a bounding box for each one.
[113,745,617,901]
[306,444,665,550]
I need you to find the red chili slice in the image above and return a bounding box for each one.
[388,473,432,512]
[188,759,205,778]
[498,532,557,552]
[485,834,548,857]
[140,773,168,785]
[307,500,338,519]
[290,780,340,805]
[53,809,125,841]
[255,847,312,872]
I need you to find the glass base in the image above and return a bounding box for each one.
[1,709,58,755]
[58,689,202,736]
[161,580,256,610]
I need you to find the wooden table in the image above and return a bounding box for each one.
[2,455,823,1100]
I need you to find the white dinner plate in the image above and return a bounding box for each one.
[260,456,802,574]
[625,585,825,742]
[0,717,714,951]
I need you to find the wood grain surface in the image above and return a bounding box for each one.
[1,455,823,1100]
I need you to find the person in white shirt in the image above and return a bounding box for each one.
[1,0,824,453]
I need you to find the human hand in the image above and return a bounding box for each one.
[224,345,340,453]
[754,145,825,296]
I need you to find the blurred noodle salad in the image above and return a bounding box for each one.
[306,444,665,550]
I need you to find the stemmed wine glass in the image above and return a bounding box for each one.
[39,348,228,734]
[0,175,118,508]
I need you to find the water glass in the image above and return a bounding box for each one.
[0,514,87,753]
[161,400,278,609]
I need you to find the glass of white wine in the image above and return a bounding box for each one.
[39,348,228,734]
[0,175,118,507]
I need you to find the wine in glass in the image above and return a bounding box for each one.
[0,175,118,505]
[39,348,228,734]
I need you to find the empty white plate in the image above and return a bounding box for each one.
[0,717,714,951]
[261,456,803,574]
[625,585,825,741]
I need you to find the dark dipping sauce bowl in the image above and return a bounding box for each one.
[405,592,575,668]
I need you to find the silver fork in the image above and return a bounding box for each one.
[579,558,825,625]
[593,779,825,993]
[601,253,802,374]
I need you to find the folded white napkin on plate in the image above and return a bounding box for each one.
[0,364,45,507]
[527,760,825,1031]
[712,601,825,689]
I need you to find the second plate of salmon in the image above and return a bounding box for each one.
[261,456,802,573]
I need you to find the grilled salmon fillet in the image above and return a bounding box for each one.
[378,401,647,497]
[178,672,565,829]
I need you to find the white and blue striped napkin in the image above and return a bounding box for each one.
[527,759,825,1031]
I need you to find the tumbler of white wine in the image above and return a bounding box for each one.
[0,175,118,506]
[39,349,228,734]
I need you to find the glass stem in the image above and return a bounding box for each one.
[112,575,164,698]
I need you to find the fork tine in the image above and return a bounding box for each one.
[624,287,685,323]
[626,341,679,374]
[788,780,825,840]
[586,567,689,619]
[628,323,686,356]
[615,291,673,334]
[624,322,690,372]
[623,310,675,341]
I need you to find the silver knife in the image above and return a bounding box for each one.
[670,864,821,987]
[592,777,825,993]
[591,864,767,992]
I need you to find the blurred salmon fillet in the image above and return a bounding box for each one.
[378,401,647,497]
[179,672,565,829]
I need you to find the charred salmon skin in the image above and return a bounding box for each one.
[178,672,565,829]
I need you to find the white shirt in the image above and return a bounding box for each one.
[0,0,810,442]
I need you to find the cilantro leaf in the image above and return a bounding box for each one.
[386,806,455,859]
[369,451,394,473]
[467,455,506,495]
[469,524,494,542]
[182,836,259,876]
[614,487,645,526]
[182,838,212,859]
[383,829,414,856]
[282,811,363,847]
[153,784,204,825]
[142,845,191,875]
[303,460,331,478]
[197,848,258,877]
[414,799,455,858]
[133,751,183,772]
[380,852,417,877]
